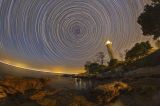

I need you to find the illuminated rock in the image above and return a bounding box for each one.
[0,86,7,100]
[95,81,130,104]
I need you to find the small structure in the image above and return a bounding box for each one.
[105,40,115,60]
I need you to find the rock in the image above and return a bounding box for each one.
[0,86,7,99]
[0,76,50,94]
[38,98,56,106]
[31,91,47,101]
[70,96,95,106]
[30,89,61,101]
[95,81,130,104]
[30,89,62,106]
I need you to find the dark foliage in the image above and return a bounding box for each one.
[138,0,160,39]
[108,59,119,67]
[96,52,105,65]
[84,61,106,74]
[125,41,152,61]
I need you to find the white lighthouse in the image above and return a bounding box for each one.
[105,40,115,60]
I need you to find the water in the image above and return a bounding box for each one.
[49,76,98,90]
[45,76,128,106]
[49,76,160,106]
[74,78,96,90]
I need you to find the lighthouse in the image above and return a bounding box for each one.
[105,40,115,60]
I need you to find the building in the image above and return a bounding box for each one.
[105,40,115,60]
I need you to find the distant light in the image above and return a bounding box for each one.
[106,40,112,45]
[0,59,85,74]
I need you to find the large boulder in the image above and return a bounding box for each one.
[95,81,131,104]
[0,86,7,100]
[30,89,61,101]
[0,76,50,94]
[70,96,95,106]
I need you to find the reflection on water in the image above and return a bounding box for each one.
[50,76,99,90]
[50,76,160,106]
[50,76,96,90]
[75,78,95,90]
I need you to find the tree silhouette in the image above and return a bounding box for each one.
[108,59,119,66]
[84,61,106,74]
[138,0,160,39]
[125,41,152,61]
[96,52,105,65]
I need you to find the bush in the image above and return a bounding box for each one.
[84,62,106,74]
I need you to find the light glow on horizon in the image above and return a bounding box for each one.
[0,60,85,74]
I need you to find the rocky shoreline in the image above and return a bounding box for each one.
[0,71,159,106]
[0,63,159,106]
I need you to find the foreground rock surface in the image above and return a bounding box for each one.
[0,86,7,99]
[0,75,159,106]
[95,81,131,104]
[0,76,50,94]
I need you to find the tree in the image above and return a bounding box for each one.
[96,52,105,65]
[84,62,99,74]
[138,0,160,39]
[84,61,92,72]
[84,52,106,74]
[84,61,106,74]
[125,41,152,61]
[108,59,119,66]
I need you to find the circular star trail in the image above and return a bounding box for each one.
[0,0,151,73]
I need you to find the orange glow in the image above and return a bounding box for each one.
[51,67,85,74]
[52,67,64,73]
[0,59,85,74]
[14,63,28,68]
[1,59,30,70]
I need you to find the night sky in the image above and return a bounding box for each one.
[0,0,151,74]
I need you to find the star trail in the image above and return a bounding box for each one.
[0,0,151,74]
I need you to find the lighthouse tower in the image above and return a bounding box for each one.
[105,40,115,60]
